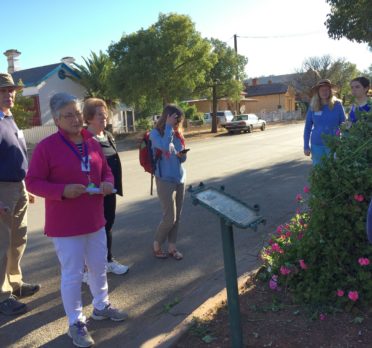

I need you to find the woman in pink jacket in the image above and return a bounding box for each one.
[26,93,127,348]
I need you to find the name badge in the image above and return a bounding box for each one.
[81,156,91,172]
[17,130,25,139]
[314,111,322,116]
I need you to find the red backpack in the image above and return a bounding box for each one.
[139,130,162,194]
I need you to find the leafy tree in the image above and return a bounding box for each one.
[325,0,372,48]
[108,13,214,107]
[134,96,163,120]
[72,51,118,110]
[197,38,248,132]
[328,59,360,103]
[363,65,372,83]
[12,90,34,129]
[292,55,359,102]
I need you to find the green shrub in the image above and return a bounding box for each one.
[262,108,372,310]
[13,91,34,129]
[192,112,205,122]
[135,117,153,131]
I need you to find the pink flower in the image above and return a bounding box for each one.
[285,231,291,238]
[335,129,341,137]
[299,259,308,270]
[348,291,359,302]
[269,275,278,290]
[296,208,301,214]
[319,313,326,321]
[296,194,303,202]
[276,225,283,234]
[271,243,284,254]
[297,232,304,240]
[336,289,344,297]
[280,265,291,275]
[358,258,370,266]
[299,219,305,226]
[354,194,364,202]
[303,186,310,194]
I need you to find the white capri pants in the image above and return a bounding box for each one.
[52,227,109,325]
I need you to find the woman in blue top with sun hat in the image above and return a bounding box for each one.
[150,104,187,260]
[303,79,346,166]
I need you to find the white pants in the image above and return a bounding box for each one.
[52,227,109,325]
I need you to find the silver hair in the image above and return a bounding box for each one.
[50,93,79,118]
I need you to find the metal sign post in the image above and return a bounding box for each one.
[189,183,265,348]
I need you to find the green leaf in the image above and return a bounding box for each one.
[351,316,364,324]
[202,335,216,343]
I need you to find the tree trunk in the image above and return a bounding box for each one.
[211,84,218,133]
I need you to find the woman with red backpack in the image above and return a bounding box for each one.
[150,104,188,260]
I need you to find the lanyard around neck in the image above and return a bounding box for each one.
[58,132,89,174]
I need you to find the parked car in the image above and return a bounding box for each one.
[204,110,234,125]
[222,113,266,134]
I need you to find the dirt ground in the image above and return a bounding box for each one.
[173,274,372,348]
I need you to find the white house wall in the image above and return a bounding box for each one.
[38,73,86,125]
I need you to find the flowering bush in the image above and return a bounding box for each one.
[261,108,372,309]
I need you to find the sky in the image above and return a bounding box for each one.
[1,0,371,78]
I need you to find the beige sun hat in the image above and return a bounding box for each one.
[0,73,23,90]
[311,79,338,95]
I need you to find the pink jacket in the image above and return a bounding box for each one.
[25,129,114,237]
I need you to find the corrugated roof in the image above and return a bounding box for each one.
[246,83,288,97]
[11,63,79,87]
[244,73,300,85]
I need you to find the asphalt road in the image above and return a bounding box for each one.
[0,123,312,347]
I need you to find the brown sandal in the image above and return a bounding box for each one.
[153,249,168,259]
[168,249,183,260]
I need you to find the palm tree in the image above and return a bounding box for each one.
[72,51,119,111]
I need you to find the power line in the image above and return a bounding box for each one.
[236,31,323,39]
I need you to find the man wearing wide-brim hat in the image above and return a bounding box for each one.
[303,78,346,166]
[0,73,40,316]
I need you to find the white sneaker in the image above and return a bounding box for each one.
[92,303,128,321]
[82,271,89,284]
[107,260,129,275]
[68,321,94,347]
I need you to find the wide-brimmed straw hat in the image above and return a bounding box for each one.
[0,73,23,90]
[311,79,337,95]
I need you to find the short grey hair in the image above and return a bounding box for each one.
[50,93,79,118]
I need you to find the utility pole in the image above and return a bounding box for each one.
[234,34,239,115]
[234,34,238,54]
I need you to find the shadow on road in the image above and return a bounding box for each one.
[0,159,311,347]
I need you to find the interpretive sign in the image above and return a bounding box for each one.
[189,183,266,348]
[190,185,264,229]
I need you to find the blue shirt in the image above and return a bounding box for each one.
[304,101,346,151]
[349,101,371,123]
[150,125,186,184]
[0,114,28,181]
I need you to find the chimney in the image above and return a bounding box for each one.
[4,49,21,73]
[252,78,258,86]
[61,56,75,65]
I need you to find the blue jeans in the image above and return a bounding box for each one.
[311,145,330,166]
